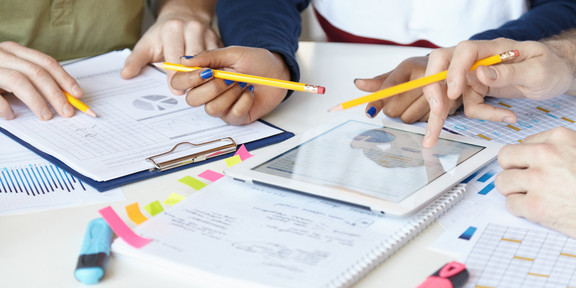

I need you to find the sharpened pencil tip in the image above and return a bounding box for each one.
[328,105,343,112]
[85,108,100,118]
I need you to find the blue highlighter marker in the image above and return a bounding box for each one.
[75,218,114,285]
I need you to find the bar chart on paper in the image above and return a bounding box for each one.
[464,224,576,288]
[444,95,576,144]
[0,133,125,215]
[1,163,85,195]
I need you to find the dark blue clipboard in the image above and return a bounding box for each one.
[0,120,293,192]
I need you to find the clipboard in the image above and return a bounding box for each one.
[0,120,293,192]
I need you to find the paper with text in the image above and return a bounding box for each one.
[0,133,124,215]
[112,177,464,288]
[0,50,283,181]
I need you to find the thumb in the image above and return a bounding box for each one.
[354,76,389,92]
[475,64,521,88]
[121,49,149,79]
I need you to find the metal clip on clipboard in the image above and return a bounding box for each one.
[146,137,237,172]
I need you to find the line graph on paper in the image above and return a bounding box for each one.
[464,224,576,288]
[443,95,576,144]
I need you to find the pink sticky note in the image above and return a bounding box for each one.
[198,169,225,182]
[234,144,253,161]
[99,206,152,249]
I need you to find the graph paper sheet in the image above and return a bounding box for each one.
[443,95,576,144]
[464,224,576,288]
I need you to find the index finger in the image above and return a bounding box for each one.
[9,44,82,99]
[422,81,449,147]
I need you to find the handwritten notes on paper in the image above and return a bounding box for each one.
[112,177,412,287]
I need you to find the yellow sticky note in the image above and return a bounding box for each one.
[163,192,186,206]
[144,200,164,216]
[178,176,208,191]
[125,202,148,225]
[225,155,242,167]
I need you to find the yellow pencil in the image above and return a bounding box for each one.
[64,91,100,118]
[329,50,519,112]
[153,62,326,94]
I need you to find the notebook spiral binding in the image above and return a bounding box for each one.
[327,184,467,288]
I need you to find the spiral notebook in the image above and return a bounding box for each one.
[112,177,465,288]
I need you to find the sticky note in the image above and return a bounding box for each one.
[458,226,477,240]
[144,200,164,216]
[98,206,152,249]
[225,155,242,167]
[234,144,253,161]
[163,193,186,206]
[125,202,148,225]
[178,176,208,190]
[198,169,225,182]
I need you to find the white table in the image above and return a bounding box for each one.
[0,42,455,288]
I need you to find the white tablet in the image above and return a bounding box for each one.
[225,119,502,216]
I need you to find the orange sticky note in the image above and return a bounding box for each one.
[125,202,148,225]
[98,206,152,249]
[225,155,242,167]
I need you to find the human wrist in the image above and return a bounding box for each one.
[156,0,215,25]
[542,30,576,94]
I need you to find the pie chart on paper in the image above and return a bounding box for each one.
[133,95,178,111]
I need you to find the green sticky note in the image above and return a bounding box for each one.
[225,155,242,167]
[163,193,186,206]
[178,176,207,191]
[144,200,164,216]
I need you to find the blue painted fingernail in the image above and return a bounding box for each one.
[238,82,247,88]
[224,79,234,85]
[181,55,194,59]
[248,85,254,92]
[367,106,377,118]
[200,69,213,79]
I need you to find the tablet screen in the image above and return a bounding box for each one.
[252,120,483,203]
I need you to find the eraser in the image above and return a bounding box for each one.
[317,86,326,94]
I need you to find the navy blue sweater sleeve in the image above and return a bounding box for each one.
[471,0,576,41]
[216,0,310,89]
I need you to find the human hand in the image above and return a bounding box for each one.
[170,46,290,125]
[121,0,222,94]
[495,127,576,238]
[0,41,82,120]
[422,38,573,147]
[355,56,461,124]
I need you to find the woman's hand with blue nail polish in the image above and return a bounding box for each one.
[356,56,462,124]
[170,46,290,125]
